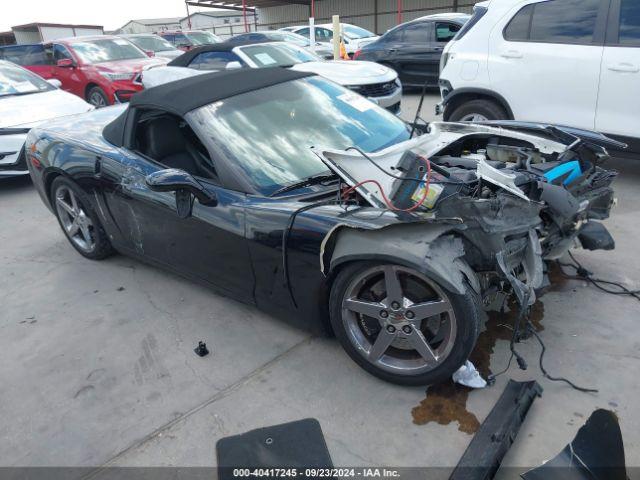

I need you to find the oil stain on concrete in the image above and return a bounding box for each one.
[410,264,567,433]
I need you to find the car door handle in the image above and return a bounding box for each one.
[388,48,398,53]
[608,63,639,73]
[500,50,523,59]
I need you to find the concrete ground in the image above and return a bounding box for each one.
[1,93,639,474]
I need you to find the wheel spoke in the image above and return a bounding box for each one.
[368,329,396,361]
[383,266,403,303]
[409,299,449,320]
[67,220,79,236]
[56,197,75,216]
[79,223,92,244]
[69,191,79,213]
[408,326,438,362]
[344,298,385,319]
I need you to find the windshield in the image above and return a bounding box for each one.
[188,76,410,195]
[0,61,54,98]
[342,25,376,39]
[0,45,48,66]
[71,38,146,64]
[186,31,222,45]
[266,31,311,46]
[240,43,319,67]
[127,35,175,52]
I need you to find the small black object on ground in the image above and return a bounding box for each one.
[194,341,209,357]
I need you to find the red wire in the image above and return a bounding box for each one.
[341,155,432,212]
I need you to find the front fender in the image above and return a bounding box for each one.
[324,222,476,296]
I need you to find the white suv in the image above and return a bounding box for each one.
[438,0,640,150]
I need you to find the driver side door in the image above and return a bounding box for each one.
[104,110,255,303]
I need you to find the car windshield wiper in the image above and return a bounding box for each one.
[270,173,339,197]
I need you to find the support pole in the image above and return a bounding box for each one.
[397,0,403,25]
[332,15,341,61]
[243,0,249,32]
[185,1,192,29]
[374,0,379,34]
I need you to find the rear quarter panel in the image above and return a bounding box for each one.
[26,105,126,212]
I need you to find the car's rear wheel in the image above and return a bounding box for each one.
[87,86,109,108]
[51,176,114,260]
[447,98,507,122]
[329,262,479,386]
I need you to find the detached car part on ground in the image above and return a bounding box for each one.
[25,68,617,386]
[0,60,93,178]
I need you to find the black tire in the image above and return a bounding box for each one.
[447,98,508,122]
[329,261,480,386]
[50,176,114,260]
[86,86,110,108]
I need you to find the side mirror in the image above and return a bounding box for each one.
[145,50,156,57]
[46,78,62,88]
[145,169,217,218]
[225,61,242,70]
[56,58,74,68]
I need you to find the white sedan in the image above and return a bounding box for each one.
[280,23,379,56]
[0,60,93,178]
[147,42,402,115]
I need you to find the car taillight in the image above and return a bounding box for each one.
[353,49,362,60]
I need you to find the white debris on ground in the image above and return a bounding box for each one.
[452,360,487,389]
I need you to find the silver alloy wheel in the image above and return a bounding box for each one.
[460,113,489,122]
[89,91,107,107]
[341,265,457,376]
[55,185,95,252]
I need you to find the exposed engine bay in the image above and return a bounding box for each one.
[318,121,619,308]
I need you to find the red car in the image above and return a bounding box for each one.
[157,30,222,51]
[2,36,167,107]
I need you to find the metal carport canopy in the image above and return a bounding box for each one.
[185,0,311,10]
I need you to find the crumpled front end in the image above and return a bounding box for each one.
[317,121,618,308]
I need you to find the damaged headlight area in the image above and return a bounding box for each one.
[319,121,618,310]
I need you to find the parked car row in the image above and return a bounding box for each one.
[145,41,402,115]
[0,36,167,106]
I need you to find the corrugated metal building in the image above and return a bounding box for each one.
[255,0,480,33]
[116,18,183,34]
[10,23,104,44]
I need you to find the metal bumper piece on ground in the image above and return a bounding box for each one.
[449,380,543,480]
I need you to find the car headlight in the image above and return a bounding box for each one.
[439,52,450,75]
[99,72,136,81]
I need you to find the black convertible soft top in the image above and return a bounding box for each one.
[167,42,237,68]
[103,67,314,147]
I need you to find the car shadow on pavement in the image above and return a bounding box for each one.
[0,175,33,194]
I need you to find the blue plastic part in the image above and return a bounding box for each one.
[544,160,582,185]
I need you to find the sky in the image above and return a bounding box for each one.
[0,0,214,32]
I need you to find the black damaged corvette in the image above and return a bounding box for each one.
[25,68,619,385]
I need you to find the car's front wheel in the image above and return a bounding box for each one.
[330,262,479,386]
[51,176,114,260]
[447,98,508,122]
[86,86,110,108]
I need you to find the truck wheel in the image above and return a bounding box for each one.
[447,98,508,122]
[329,261,479,386]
